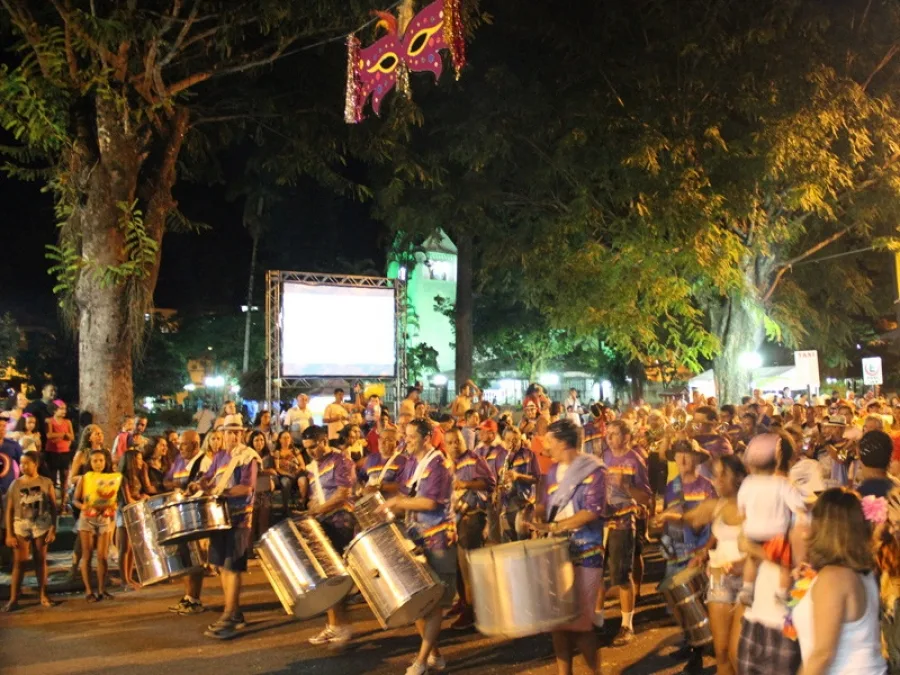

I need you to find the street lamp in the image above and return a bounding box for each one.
[432,374,448,387]
[183,383,196,392]
[539,373,560,387]
[738,352,763,370]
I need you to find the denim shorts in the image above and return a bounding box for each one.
[425,545,458,608]
[13,514,53,540]
[707,568,743,604]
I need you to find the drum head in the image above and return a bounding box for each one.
[381,584,444,629]
[291,575,354,620]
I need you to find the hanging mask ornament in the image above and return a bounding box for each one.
[345,0,467,123]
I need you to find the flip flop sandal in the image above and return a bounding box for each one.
[1,602,19,613]
[40,598,59,608]
[85,593,98,603]
[100,592,114,600]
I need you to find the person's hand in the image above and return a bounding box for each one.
[5,534,15,548]
[380,496,404,514]
[45,527,56,545]
[527,521,552,533]
[453,479,466,491]
[688,551,707,568]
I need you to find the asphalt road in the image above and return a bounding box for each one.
[0,546,714,675]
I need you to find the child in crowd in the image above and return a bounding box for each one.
[117,450,147,590]
[3,451,57,611]
[73,448,120,601]
[737,433,807,603]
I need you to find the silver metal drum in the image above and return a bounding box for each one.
[123,496,203,586]
[153,492,231,544]
[353,492,395,531]
[468,537,578,638]
[657,566,713,647]
[344,522,443,629]
[256,517,353,620]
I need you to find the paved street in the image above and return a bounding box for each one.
[0,538,713,675]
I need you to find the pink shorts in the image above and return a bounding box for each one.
[555,565,603,633]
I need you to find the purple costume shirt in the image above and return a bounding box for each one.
[602,447,650,530]
[399,451,456,550]
[541,462,607,568]
[202,449,258,528]
[454,449,495,513]
[308,450,356,532]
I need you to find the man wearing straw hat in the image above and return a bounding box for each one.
[191,414,260,640]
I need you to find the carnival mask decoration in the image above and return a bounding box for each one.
[345,0,466,123]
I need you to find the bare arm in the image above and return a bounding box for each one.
[798,568,850,675]
[312,486,352,516]
[387,495,439,513]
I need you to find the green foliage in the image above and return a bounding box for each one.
[0,314,20,369]
[407,342,440,383]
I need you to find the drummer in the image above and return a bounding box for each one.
[529,419,606,675]
[358,425,406,496]
[163,430,207,615]
[191,414,260,640]
[303,424,357,649]
[445,425,494,630]
[660,439,717,672]
[382,419,457,675]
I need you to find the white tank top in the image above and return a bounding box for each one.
[792,571,886,675]
[708,499,743,568]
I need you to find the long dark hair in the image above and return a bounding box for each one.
[121,451,143,493]
[247,430,270,457]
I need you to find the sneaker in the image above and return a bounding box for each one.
[328,624,353,649]
[204,622,239,640]
[612,627,635,647]
[309,626,337,646]
[207,613,245,632]
[308,624,352,648]
[405,661,428,675]
[445,599,465,618]
[450,608,475,631]
[427,654,446,671]
[169,597,191,613]
[179,601,206,615]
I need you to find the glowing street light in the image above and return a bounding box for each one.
[738,352,763,370]
[183,383,196,392]
[204,375,225,388]
[432,374,448,387]
[539,373,560,387]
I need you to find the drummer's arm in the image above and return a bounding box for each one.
[379,481,401,495]
[314,486,352,515]
[393,496,438,513]
[551,509,600,533]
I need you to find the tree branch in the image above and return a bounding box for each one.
[166,38,299,96]
[48,0,114,67]
[762,223,856,303]
[861,42,900,92]
[1,0,62,83]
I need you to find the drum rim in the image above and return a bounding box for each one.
[343,520,396,557]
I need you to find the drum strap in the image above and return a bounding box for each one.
[375,450,403,487]
[309,459,327,506]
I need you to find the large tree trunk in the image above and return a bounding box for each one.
[709,292,765,405]
[455,233,474,389]
[73,100,188,442]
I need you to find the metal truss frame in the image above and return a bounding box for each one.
[265,270,407,414]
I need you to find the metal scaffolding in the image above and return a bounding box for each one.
[265,270,407,415]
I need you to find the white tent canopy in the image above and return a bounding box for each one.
[688,366,802,399]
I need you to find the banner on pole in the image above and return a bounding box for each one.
[793,350,820,389]
[862,357,884,386]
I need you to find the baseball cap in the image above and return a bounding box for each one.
[479,419,499,433]
[859,430,893,470]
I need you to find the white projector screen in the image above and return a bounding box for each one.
[281,282,396,377]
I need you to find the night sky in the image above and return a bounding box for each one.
[0,147,388,321]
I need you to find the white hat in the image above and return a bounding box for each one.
[221,414,245,430]
[789,458,825,503]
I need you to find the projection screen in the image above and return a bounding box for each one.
[281,282,396,377]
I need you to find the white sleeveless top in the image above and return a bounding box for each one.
[793,571,886,675]
[708,499,743,568]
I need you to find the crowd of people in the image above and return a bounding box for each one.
[3,379,900,675]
